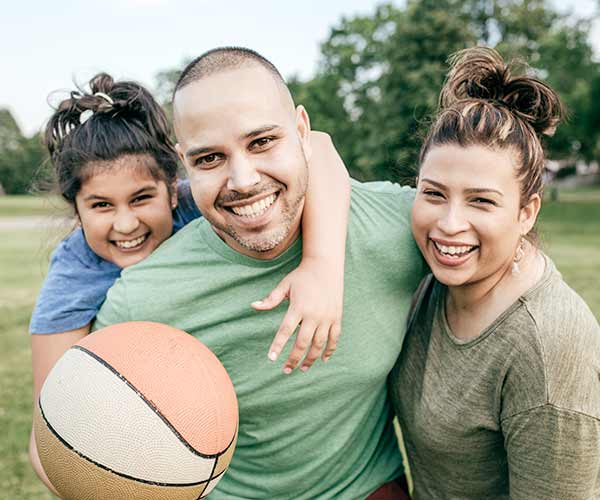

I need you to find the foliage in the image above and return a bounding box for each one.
[0,110,48,195]
[290,0,600,182]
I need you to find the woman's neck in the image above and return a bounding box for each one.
[445,243,545,341]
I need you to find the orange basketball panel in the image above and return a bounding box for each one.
[78,322,238,456]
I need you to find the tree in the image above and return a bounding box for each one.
[289,0,599,181]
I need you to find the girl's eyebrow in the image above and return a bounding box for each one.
[82,185,158,202]
[421,178,503,196]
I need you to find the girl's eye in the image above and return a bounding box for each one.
[92,201,111,209]
[132,194,152,204]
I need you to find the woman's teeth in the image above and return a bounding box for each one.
[231,194,276,218]
[115,234,147,249]
[434,242,476,257]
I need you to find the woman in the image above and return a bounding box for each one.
[390,47,600,499]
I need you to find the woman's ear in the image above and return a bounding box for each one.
[519,193,541,235]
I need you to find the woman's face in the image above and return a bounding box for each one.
[74,155,177,269]
[411,144,537,288]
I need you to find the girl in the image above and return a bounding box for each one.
[390,47,600,499]
[29,73,350,495]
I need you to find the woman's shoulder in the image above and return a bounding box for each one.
[507,259,600,419]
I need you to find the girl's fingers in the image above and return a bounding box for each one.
[268,309,301,364]
[322,322,341,362]
[300,324,330,372]
[282,320,318,374]
[252,280,289,311]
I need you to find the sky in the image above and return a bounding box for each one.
[1,0,598,137]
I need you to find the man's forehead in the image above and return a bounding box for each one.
[173,65,294,123]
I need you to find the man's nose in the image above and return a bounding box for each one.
[437,204,470,235]
[227,153,261,191]
[113,208,140,235]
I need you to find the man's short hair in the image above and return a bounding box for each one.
[174,47,287,96]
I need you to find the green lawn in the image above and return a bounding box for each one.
[0,195,66,217]
[0,190,598,499]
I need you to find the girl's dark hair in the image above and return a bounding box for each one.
[420,47,564,211]
[44,73,178,207]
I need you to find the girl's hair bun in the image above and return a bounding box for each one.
[440,46,563,136]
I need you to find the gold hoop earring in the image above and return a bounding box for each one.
[511,237,525,275]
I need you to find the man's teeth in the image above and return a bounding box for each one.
[435,242,475,257]
[115,234,147,249]
[231,194,277,217]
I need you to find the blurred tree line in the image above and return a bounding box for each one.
[1,0,598,193]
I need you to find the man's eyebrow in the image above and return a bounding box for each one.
[421,178,503,196]
[185,145,213,159]
[185,125,282,159]
[243,124,280,140]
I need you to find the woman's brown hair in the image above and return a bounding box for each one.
[419,47,565,209]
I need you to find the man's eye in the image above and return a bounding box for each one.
[250,136,274,150]
[196,153,221,166]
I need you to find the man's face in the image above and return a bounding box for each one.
[174,65,311,260]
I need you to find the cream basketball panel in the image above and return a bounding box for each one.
[35,406,210,500]
[39,347,216,484]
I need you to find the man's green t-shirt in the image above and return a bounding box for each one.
[95,180,424,499]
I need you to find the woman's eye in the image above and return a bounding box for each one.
[92,201,111,209]
[472,197,496,206]
[423,189,443,198]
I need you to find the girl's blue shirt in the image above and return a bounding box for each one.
[29,180,201,334]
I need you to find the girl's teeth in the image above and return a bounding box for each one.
[231,194,276,218]
[116,234,147,249]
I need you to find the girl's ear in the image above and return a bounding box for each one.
[519,193,541,235]
[171,179,178,210]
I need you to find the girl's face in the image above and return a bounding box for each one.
[74,155,177,269]
[411,144,539,288]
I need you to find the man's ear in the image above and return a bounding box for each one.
[295,105,312,161]
[519,193,541,235]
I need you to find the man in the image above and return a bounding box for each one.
[95,47,423,499]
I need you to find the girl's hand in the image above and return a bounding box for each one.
[252,257,343,373]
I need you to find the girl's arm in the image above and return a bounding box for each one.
[29,326,90,497]
[253,131,350,373]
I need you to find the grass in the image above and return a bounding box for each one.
[0,196,66,217]
[0,189,598,499]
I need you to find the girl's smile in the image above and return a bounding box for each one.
[74,155,177,269]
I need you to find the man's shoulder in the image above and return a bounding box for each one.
[351,178,415,201]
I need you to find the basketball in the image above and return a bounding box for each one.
[33,321,238,500]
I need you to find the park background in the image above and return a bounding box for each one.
[1,0,599,498]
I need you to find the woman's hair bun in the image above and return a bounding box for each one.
[440,46,564,136]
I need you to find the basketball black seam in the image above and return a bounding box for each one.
[38,400,226,488]
[73,345,232,460]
